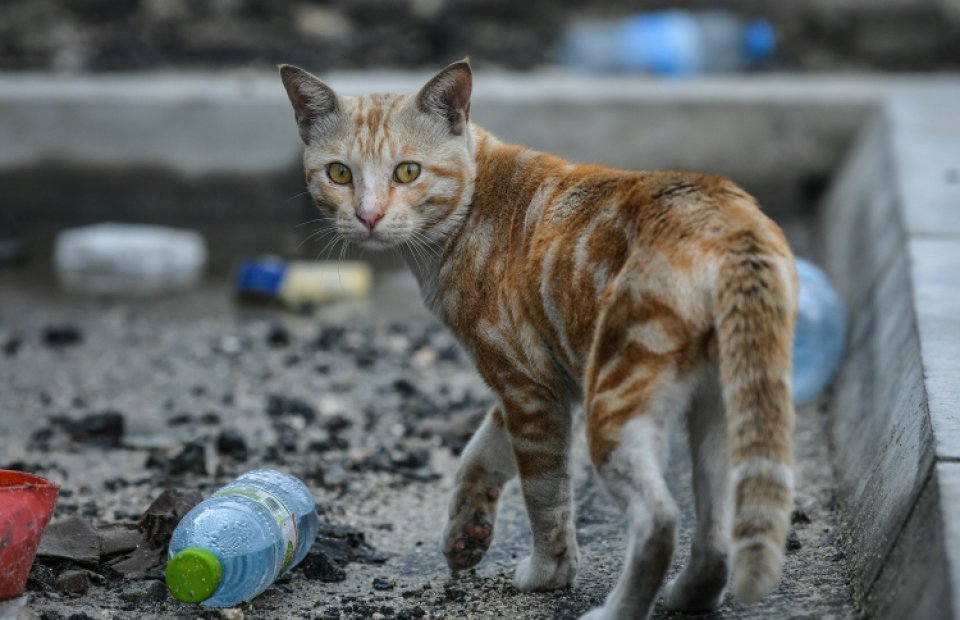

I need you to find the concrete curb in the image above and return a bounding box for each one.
[1,71,959,616]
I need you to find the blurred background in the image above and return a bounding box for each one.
[1,0,960,73]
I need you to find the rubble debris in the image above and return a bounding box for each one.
[297,549,346,583]
[36,517,101,565]
[266,394,317,423]
[50,411,125,447]
[167,442,208,476]
[118,579,167,604]
[372,576,394,591]
[41,324,83,347]
[138,489,203,549]
[55,570,91,595]
[97,523,142,558]
[216,429,249,462]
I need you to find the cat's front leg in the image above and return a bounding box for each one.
[501,394,578,592]
[443,405,517,570]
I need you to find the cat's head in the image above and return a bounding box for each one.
[279,60,476,252]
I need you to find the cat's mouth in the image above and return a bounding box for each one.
[351,230,398,252]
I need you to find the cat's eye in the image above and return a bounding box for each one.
[394,162,421,184]
[327,162,352,184]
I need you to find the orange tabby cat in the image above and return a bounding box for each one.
[280,60,797,619]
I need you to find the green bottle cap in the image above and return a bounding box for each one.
[165,547,223,603]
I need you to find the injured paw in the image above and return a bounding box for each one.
[443,486,501,570]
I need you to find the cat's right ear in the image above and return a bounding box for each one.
[278,64,340,144]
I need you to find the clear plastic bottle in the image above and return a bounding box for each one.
[234,257,372,308]
[791,258,847,404]
[562,10,777,76]
[165,469,319,607]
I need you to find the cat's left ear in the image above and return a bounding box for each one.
[279,64,340,144]
[416,59,472,136]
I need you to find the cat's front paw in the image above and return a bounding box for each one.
[512,547,578,592]
[442,486,500,571]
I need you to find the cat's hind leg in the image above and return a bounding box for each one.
[443,405,517,570]
[663,369,732,611]
[580,292,703,620]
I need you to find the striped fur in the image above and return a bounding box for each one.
[281,60,798,619]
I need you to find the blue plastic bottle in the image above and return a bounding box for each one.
[791,258,847,404]
[165,469,319,607]
[562,10,776,76]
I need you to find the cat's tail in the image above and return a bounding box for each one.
[713,227,798,604]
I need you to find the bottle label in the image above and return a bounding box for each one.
[213,484,299,574]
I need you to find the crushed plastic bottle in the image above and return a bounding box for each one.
[54,223,206,296]
[165,469,319,607]
[234,257,372,308]
[792,258,847,404]
[562,10,776,76]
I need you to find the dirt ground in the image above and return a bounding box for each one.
[0,240,858,619]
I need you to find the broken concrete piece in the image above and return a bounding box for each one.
[97,522,142,557]
[138,489,203,549]
[107,546,165,580]
[35,517,100,565]
[54,570,90,595]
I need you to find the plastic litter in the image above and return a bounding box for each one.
[0,470,59,600]
[54,223,207,296]
[165,469,319,606]
[234,257,372,308]
[562,10,776,76]
[792,258,847,403]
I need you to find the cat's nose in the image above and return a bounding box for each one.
[355,210,384,231]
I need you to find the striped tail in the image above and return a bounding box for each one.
[713,228,798,603]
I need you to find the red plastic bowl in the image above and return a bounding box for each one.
[0,470,59,599]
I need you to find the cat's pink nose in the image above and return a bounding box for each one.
[356,210,384,231]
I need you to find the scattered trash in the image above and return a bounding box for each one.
[792,258,847,403]
[234,257,372,309]
[562,10,776,75]
[165,469,320,606]
[0,470,59,599]
[54,223,207,296]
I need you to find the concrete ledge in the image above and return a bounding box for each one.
[820,94,960,618]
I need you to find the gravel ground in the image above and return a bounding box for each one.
[0,224,857,619]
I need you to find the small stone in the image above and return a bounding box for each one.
[216,429,248,461]
[42,324,83,347]
[791,509,811,525]
[220,609,245,620]
[119,580,168,603]
[786,530,803,552]
[299,550,346,582]
[52,411,125,447]
[2,334,22,357]
[168,442,207,476]
[55,570,90,595]
[373,577,394,591]
[266,324,290,347]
